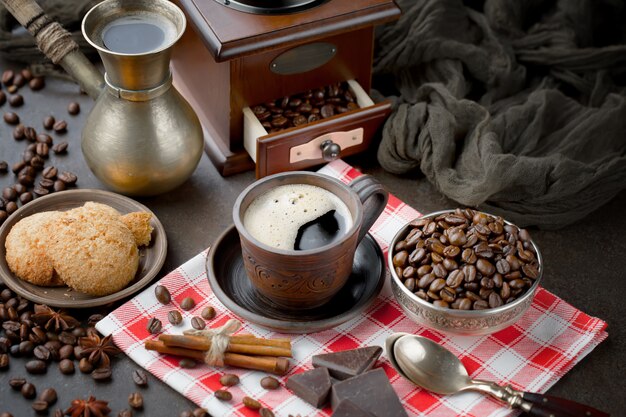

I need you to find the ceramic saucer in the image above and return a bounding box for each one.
[206,224,385,333]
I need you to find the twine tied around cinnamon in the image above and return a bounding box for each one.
[183,319,241,366]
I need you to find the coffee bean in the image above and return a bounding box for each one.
[0,353,9,369]
[53,180,66,192]
[260,376,280,390]
[79,357,93,373]
[3,187,16,201]
[13,73,25,86]
[8,94,23,107]
[192,408,209,417]
[118,410,133,417]
[167,310,182,326]
[132,369,148,386]
[214,389,232,401]
[19,192,33,204]
[2,70,14,85]
[43,116,55,130]
[36,133,52,144]
[68,102,80,115]
[128,392,144,409]
[59,344,74,360]
[9,377,26,389]
[59,358,74,374]
[0,91,5,106]
[22,382,36,399]
[26,359,47,374]
[219,373,239,386]
[43,166,58,179]
[3,112,19,124]
[33,345,51,361]
[0,161,7,174]
[180,297,195,311]
[39,387,57,405]
[201,306,215,320]
[179,358,196,369]
[53,120,67,133]
[260,407,275,417]
[91,366,112,381]
[155,285,171,304]
[58,171,77,185]
[242,396,262,410]
[58,331,76,345]
[147,317,162,334]
[29,76,45,91]
[32,399,49,412]
[19,340,35,355]
[191,316,205,330]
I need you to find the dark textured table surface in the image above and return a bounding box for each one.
[0,68,624,417]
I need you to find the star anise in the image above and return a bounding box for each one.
[79,332,121,369]
[65,396,111,417]
[32,305,79,332]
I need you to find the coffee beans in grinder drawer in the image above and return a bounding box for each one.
[252,82,359,133]
[392,209,540,310]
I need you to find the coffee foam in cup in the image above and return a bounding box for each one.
[243,184,353,250]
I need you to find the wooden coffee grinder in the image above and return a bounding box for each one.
[171,0,401,177]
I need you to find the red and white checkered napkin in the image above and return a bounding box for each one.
[96,159,608,417]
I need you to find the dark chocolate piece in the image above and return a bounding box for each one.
[332,400,376,417]
[312,346,382,380]
[331,368,408,417]
[286,367,332,408]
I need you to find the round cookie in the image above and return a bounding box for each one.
[5,211,64,286]
[41,207,139,296]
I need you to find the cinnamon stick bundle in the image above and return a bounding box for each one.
[159,334,292,358]
[144,340,290,375]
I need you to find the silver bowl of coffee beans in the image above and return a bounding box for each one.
[389,208,543,335]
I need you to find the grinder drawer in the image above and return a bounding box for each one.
[243,80,391,178]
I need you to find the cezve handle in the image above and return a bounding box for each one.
[0,0,102,98]
[521,392,610,417]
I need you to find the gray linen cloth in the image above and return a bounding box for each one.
[374,0,626,228]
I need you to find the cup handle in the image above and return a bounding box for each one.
[349,175,389,244]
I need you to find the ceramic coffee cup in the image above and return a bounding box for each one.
[233,171,388,309]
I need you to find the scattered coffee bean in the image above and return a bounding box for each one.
[8,94,23,107]
[29,76,45,91]
[58,171,77,185]
[0,161,7,173]
[59,358,75,374]
[43,116,55,130]
[147,317,162,334]
[9,377,26,389]
[242,396,262,410]
[53,180,66,192]
[7,85,17,94]
[180,297,195,311]
[91,366,112,381]
[191,316,205,330]
[25,359,47,374]
[19,192,33,204]
[68,102,80,115]
[21,382,36,399]
[79,357,93,373]
[128,392,143,409]
[192,408,209,417]
[155,285,171,304]
[33,345,51,361]
[0,91,5,105]
[219,373,239,387]
[260,407,275,417]
[168,310,183,326]
[36,133,52,144]
[0,353,9,369]
[179,411,193,417]
[39,387,57,405]
[3,112,19,124]
[179,358,196,369]
[6,201,17,213]
[32,399,49,412]
[118,410,133,417]
[2,69,14,85]
[13,73,25,87]
[52,141,68,154]
[21,68,33,81]
[200,306,215,320]
[260,376,280,390]
[2,187,16,201]
[131,369,148,387]
[25,126,37,141]
[53,120,67,133]
[214,389,232,401]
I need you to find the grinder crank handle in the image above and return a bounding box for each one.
[1,0,103,99]
[520,392,610,417]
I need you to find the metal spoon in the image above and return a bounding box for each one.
[386,333,609,417]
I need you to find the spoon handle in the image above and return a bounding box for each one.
[521,392,610,417]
